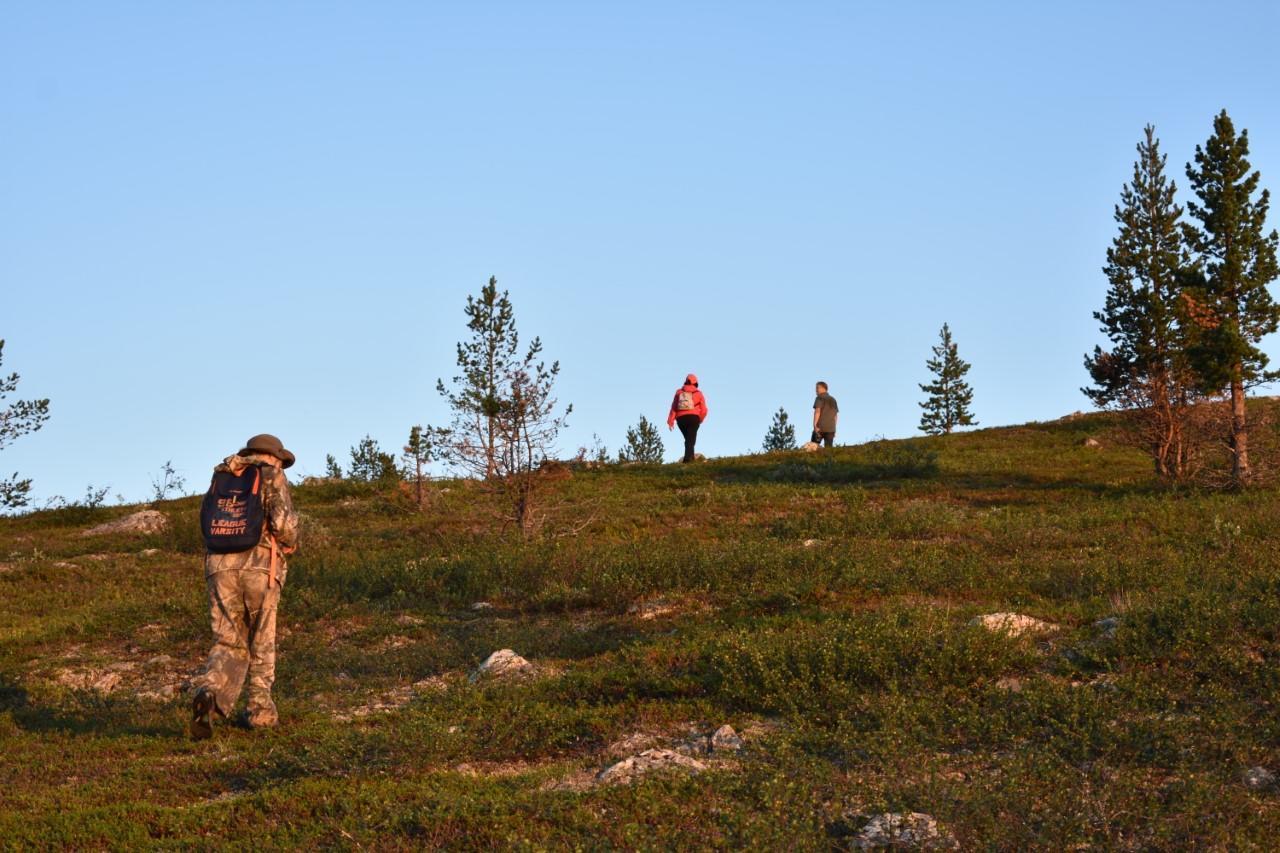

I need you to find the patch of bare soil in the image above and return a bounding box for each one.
[332,675,453,721]
[45,645,199,701]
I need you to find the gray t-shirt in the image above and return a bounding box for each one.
[813,393,839,432]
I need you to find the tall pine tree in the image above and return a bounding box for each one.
[1084,125,1198,480]
[1181,110,1280,486]
[762,407,798,452]
[435,277,518,479]
[918,323,977,435]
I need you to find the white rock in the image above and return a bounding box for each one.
[801,442,821,452]
[1082,437,1102,449]
[1244,766,1275,790]
[470,649,533,681]
[596,748,707,785]
[710,724,744,752]
[851,812,958,850]
[81,510,169,537]
[802,539,820,548]
[971,612,1058,637]
[470,601,494,612]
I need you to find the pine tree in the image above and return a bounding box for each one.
[325,454,343,479]
[762,407,798,452]
[618,415,664,464]
[1084,125,1198,479]
[402,425,432,504]
[431,277,571,534]
[918,323,977,435]
[434,277,518,480]
[1181,110,1280,485]
[348,435,397,483]
[0,339,51,508]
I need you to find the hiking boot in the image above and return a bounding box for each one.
[190,688,215,740]
[246,701,278,729]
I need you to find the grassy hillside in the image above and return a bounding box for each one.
[3,411,1280,848]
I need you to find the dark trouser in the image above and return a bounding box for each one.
[818,431,835,449]
[676,414,701,462]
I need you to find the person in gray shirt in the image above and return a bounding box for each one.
[812,382,839,449]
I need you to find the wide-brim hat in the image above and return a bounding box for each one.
[238,433,296,468]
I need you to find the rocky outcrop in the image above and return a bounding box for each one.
[81,510,169,538]
[849,812,958,850]
[470,649,533,681]
[596,748,707,785]
[971,612,1058,637]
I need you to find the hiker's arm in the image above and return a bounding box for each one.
[264,469,300,549]
[813,405,821,430]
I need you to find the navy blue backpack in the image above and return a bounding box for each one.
[199,465,266,553]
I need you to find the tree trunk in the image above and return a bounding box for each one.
[486,415,496,479]
[1230,367,1249,486]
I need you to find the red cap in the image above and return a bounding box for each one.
[686,373,698,385]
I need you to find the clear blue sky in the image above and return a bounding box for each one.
[3,2,1279,504]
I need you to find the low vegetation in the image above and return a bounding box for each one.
[3,408,1280,847]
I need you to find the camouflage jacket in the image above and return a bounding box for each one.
[204,453,299,578]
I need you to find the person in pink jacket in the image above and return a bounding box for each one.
[666,373,709,463]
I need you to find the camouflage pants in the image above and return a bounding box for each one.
[194,569,281,718]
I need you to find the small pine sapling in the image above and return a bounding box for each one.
[762,407,798,452]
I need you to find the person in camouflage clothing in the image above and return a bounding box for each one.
[191,434,299,740]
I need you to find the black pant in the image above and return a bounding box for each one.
[818,431,835,449]
[676,415,701,462]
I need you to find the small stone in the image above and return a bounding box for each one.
[1082,437,1102,449]
[145,655,173,666]
[850,812,958,850]
[470,601,494,612]
[994,676,1023,692]
[801,442,821,452]
[1094,616,1121,639]
[627,599,678,620]
[710,724,744,752]
[596,748,707,785]
[802,539,820,548]
[971,612,1058,638]
[470,649,533,681]
[1244,766,1275,790]
[139,548,161,556]
[81,509,169,538]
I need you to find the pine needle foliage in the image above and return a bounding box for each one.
[0,339,51,508]
[762,407,798,452]
[1180,110,1280,486]
[918,323,977,435]
[618,415,665,464]
[1084,125,1202,481]
[430,277,571,534]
